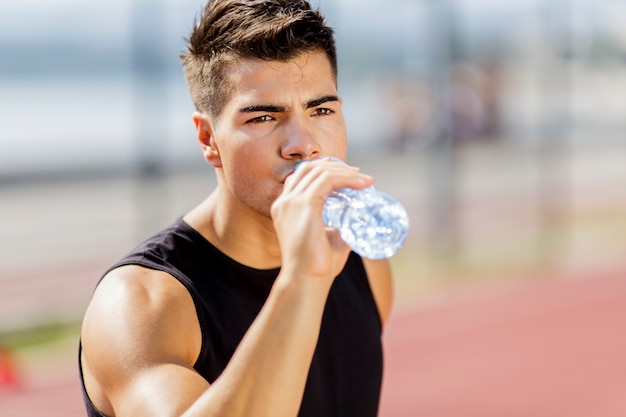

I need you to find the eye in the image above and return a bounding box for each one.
[311,108,334,117]
[247,114,274,124]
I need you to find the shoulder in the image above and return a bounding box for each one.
[80,266,206,415]
[361,258,394,326]
[81,265,202,381]
[87,265,196,320]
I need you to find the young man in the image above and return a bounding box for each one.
[79,1,393,416]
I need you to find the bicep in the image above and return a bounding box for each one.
[81,266,208,417]
[362,258,394,326]
[114,362,210,417]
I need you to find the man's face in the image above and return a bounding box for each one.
[200,51,347,219]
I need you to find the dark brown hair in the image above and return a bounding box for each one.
[181,0,337,119]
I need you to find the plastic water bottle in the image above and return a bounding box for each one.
[323,184,410,259]
[298,158,410,259]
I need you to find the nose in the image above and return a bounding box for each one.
[280,117,322,161]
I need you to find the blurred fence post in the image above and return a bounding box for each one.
[425,0,460,261]
[535,0,574,268]
[131,0,171,238]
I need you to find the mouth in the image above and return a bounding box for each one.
[280,170,295,184]
[279,163,300,184]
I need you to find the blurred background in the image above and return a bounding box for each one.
[1,0,625,415]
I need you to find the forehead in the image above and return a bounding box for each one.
[223,52,337,106]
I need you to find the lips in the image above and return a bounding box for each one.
[280,168,297,184]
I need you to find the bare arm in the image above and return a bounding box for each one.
[362,258,394,326]
[80,159,374,417]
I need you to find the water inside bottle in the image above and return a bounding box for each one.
[324,188,409,259]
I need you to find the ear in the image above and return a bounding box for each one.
[193,111,222,168]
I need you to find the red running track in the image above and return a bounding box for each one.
[380,267,626,416]
[1,268,625,416]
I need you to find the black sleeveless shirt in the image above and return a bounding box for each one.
[79,218,383,416]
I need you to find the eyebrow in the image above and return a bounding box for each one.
[306,95,340,109]
[238,95,340,114]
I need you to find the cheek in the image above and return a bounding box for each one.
[321,123,348,158]
[223,147,279,210]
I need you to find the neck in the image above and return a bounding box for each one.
[183,188,283,270]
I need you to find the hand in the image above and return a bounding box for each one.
[271,158,373,284]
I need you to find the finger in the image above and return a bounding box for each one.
[285,158,371,197]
